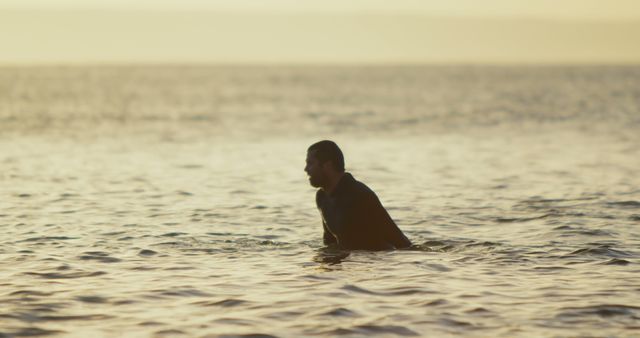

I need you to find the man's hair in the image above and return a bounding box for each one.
[308,140,345,172]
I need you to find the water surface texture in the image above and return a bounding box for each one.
[1,65,640,337]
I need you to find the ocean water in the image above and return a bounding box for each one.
[1,65,640,337]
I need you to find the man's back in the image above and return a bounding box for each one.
[316,173,412,250]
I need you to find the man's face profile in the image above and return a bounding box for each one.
[305,151,327,188]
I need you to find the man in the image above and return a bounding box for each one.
[305,140,412,250]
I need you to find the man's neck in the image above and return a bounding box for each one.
[322,172,345,195]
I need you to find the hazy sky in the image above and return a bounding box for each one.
[2,0,639,64]
[3,0,640,20]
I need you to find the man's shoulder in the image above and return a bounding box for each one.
[350,176,377,198]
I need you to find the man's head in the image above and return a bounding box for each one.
[305,140,345,188]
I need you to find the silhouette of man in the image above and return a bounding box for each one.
[305,140,412,250]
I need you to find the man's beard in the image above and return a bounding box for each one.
[308,173,327,188]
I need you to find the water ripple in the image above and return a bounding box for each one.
[24,271,107,279]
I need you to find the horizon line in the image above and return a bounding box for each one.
[2,61,640,68]
[2,7,640,24]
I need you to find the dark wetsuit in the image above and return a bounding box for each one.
[316,173,412,250]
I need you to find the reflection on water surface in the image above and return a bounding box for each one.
[1,65,639,337]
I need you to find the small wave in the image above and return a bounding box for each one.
[18,236,77,243]
[0,311,109,323]
[566,245,632,258]
[607,200,640,208]
[209,317,259,327]
[78,252,122,263]
[533,266,570,271]
[421,263,452,272]
[512,196,599,213]
[155,329,187,336]
[599,258,631,266]
[463,241,503,249]
[557,304,640,318]
[9,290,55,297]
[408,298,448,307]
[313,247,350,265]
[170,238,294,253]
[194,298,248,308]
[138,249,157,256]
[553,226,614,237]
[574,229,613,236]
[411,239,502,253]
[341,284,378,295]
[3,327,65,336]
[160,232,187,237]
[254,235,280,240]
[320,307,359,317]
[438,318,475,328]
[206,232,238,236]
[465,307,493,315]
[321,325,419,337]
[356,325,419,336]
[100,231,126,236]
[158,288,212,298]
[341,284,433,297]
[34,314,113,322]
[216,334,279,338]
[24,271,107,279]
[76,296,108,303]
[496,214,550,223]
[411,240,454,252]
[138,321,163,326]
[379,286,434,296]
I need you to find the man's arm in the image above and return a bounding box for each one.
[322,220,338,245]
[363,191,412,249]
[317,190,338,246]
